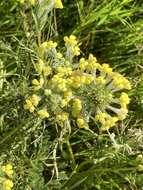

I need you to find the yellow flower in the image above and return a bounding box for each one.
[64,35,77,46]
[47,41,57,49]
[95,76,106,85]
[32,78,44,90]
[119,92,130,108]
[79,58,88,71]
[77,118,84,127]
[77,118,89,129]
[73,99,82,110]
[71,46,80,56]
[100,64,113,75]
[84,75,94,85]
[37,109,49,119]
[43,66,52,76]
[54,0,63,9]
[57,66,72,76]
[30,94,40,106]
[80,75,86,83]
[112,74,131,90]
[86,54,99,71]
[2,164,13,177]
[95,112,108,125]
[3,179,13,190]
[23,95,39,113]
[44,89,52,96]
[29,0,36,5]
[64,90,73,98]
[34,59,44,74]
[56,112,69,122]
[72,99,82,117]
[60,99,69,108]
[101,117,118,131]
[39,41,57,52]
[24,99,35,113]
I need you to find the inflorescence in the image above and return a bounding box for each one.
[0,164,14,190]
[24,34,131,131]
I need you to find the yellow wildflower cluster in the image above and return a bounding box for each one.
[56,112,69,122]
[112,73,131,90]
[2,164,13,177]
[0,164,14,190]
[3,179,13,190]
[40,41,57,50]
[95,113,119,131]
[64,35,80,56]
[51,74,68,91]
[24,94,40,112]
[24,35,131,131]
[35,59,52,76]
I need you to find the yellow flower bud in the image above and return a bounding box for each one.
[77,118,89,129]
[32,78,44,90]
[30,94,40,106]
[71,46,80,56]
[84,76,94,84]
[60,99,68,108]
[43,66,52,76]
[37,109,49,119]
[47,41,57,49]
[119,92,130,108]
[64,35,77,46]
[24,99,35,113]
[35,59,44,74]
[96,76,106,85]
[77,118,85,127]
[44,89,52,96]
[100,64,113,74]
[2,164,13,177]
[3,179,13,190]
[54,0,63,9]
[79,58,88,71]
[32,79,39,86]
[56,112,69,122]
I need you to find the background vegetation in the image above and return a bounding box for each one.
[0,0,143,189]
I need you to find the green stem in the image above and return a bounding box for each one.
[66,140,76,169]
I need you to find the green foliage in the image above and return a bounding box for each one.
[0,0,143,189]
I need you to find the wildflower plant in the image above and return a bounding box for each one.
[1,0,143,189]
[24,34,131,132]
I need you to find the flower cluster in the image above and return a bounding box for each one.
[0,164,14,190]
[24,35,131,131]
